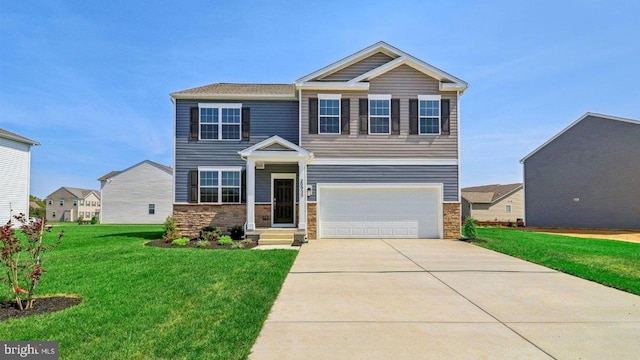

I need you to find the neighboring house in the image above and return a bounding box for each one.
[170,41,468,239]
[98,160,173,224]
[521,113,640,229]
[0,128,39,224]
[45,187,101,222]
[461,183,524,222]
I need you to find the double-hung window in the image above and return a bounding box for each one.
[368,95,391,134]
[318,94,341,134]
[199,168,242,204]
[199,103,242,140]
[418,95,441,135]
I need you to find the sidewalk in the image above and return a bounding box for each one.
[249,239,640,359]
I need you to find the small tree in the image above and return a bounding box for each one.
[163,216,181,243]
[462,217,477,239]
[0,214,62,310]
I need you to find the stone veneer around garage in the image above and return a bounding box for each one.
[173,204,246,239]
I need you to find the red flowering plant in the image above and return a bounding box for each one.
[0,214,62,310]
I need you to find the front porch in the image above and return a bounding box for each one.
[245,228,306,246]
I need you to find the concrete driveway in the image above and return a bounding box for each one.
[249,239,640,360]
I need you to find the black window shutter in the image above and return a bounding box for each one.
[189,170,199,203]
[309,97,318,134]
[241,170,246,203]
[409,99,418,135]
[242,107,250,140]
[190,107,199,140]
[441,99,450,135]
[391,98,400,135]
[341,98,350,134]
[359,98,368,134]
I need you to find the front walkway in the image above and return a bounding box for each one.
[249,239,640,360]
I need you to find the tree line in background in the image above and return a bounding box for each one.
[29,195,45,219]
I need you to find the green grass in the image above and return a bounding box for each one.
[475,227,640,296]
[0,224,297,359]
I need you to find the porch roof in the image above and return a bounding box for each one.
[238,135,313,161]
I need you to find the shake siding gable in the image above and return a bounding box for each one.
[300,65,458,158]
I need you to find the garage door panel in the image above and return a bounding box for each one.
[319,186,441,239]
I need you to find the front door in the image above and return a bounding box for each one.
[273,179,294,225]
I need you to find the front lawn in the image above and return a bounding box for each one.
[0,224,297,360]
[475,227,640,296]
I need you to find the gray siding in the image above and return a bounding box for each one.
[101,162,173,224]
[301,65,459,158]
[320,52,395,81]
[524,115,640,229]
[307,165,458,202]
[255,164,299,203]
[175,99,298,203]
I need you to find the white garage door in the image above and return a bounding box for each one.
[318,185,442,239]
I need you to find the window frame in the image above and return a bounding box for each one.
[418,95,441,135]
[505,204,512,213]
[148,204,155,215]
[198,103,243,141]
[59,200,64,206]
[318,94,341,135]
[368,94,391,135]
[198,167,242,204]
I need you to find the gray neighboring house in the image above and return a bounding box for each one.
[170,41,469,239]
[521,113,640,229]
[0,128,39,224]
[98,160,173,224]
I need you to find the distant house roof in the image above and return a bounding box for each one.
[0,128,40,146]
[462,183,523,204]
[520,112,640,163]
[170,83,296,100]
[98,160,173,181]
[49,187,100,200]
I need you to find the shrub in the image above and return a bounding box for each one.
[90,216,99,225]
[196,240,210,248]
[240,238,254,246]
[462,218,477,239]
[163,216,181,243]
[171,237,190,246]
[228,225,244,240]
[76,216,84,224]
[218,235,233,246]
[0,214,63,310]
[200,226,222,242]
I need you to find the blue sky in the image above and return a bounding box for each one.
[2,0,639,199]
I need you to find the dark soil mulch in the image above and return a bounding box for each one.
[0,296,81,322]
[145,239,258,250]
[459,237,487,243]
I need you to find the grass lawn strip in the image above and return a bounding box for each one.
[0,224,297,360]
[475,227,640,296]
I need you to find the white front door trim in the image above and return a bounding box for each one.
[271,173,297,228]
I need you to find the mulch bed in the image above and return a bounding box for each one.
[459,238,487,243]
[145,239,258,250]
[0,296,81,322]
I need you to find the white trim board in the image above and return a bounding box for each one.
[310,158,458,166]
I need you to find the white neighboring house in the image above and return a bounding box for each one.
[98,160,173,224]
[0,128,39,224]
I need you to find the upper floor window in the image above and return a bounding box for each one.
[199,103,242,140]
[48,200,52,205]
[418,95,441,135]
[59,200,64,206]
[73,200,78,206]
[199,168,241,204]
[80,199,84,205]
[368,95,391,135]
[318,94,341,134]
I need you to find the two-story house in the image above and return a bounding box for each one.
[170,42,468,240]
[45,187,101,222]
[1,128,39,224]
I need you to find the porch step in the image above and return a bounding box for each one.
[258,231,295,246]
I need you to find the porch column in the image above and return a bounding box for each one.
[246,158,256,230]
[298,159,307,230]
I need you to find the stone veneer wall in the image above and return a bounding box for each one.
[307,202,317,240]
[443,202,461,239]
[173,204,246,238]
[255,204,271,228]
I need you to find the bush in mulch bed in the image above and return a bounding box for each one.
[0,296,81,322]
[145,238,258,250]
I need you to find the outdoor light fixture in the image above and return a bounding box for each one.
[306,185,313,197]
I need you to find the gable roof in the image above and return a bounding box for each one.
[49,187,100,200]
[520,112,640,163]
[238,135,312,159]
[295,41,468,92]
[462,183,523,204]
[170,83,296,101]
[0,128,40,146]
[98,160,173,181]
